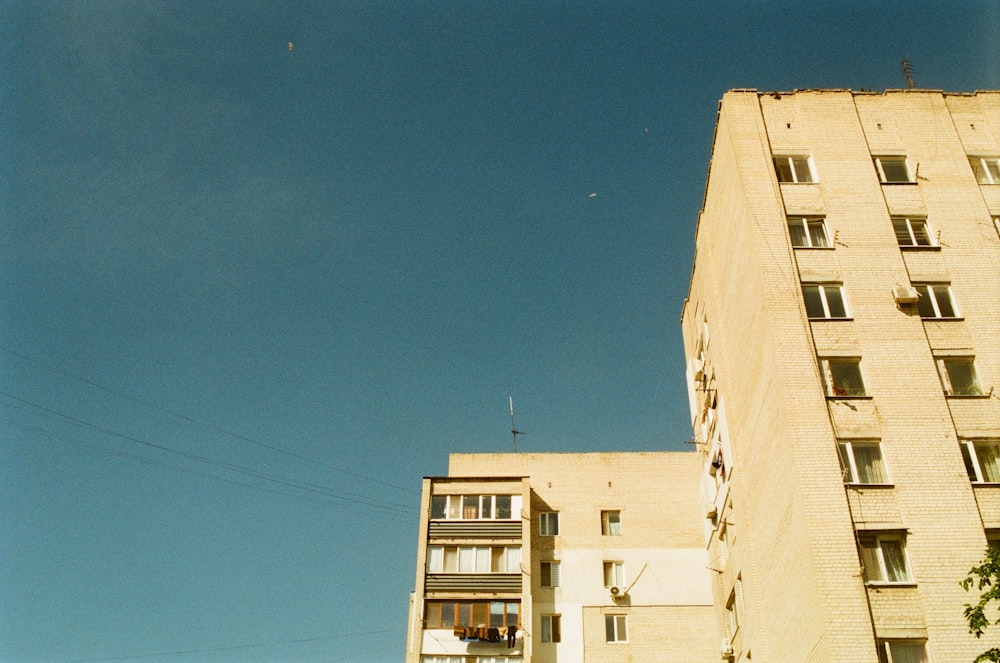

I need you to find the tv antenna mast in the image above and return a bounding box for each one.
[901,57,916,90]
[509,397,522,452]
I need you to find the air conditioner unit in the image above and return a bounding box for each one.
[721,637,734,658]
[609,585,625,599]
[708,449,724,476]
[704,503,718,520]
[893,285,920,304]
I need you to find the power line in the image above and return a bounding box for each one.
[0,391,418,517]
[2,416,414,520]
[0,344,418,496]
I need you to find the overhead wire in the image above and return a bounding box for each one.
[0,391,418,518]
[1,416,415,519]
[0,344,419,496]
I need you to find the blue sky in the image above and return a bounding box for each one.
[2,2,998,661]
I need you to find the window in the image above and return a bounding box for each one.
[603,561,625,588]
[802,284,849,319]
[539,512,559,536]
[424,600,520,629]
[539,561,560,588]
[540,615,561,643]
[464,495,485,519]
[497,546,521,572]
[936,357,983,396]
[604,615,628,643]
[913,283,958,319]
[788,216,831,248]
[874,156,913,183]
[427,546,521,573]
[601,510,622,536]
[859,531,912,583]
[819,358,867,397]
[892,216,934,247]
[495,495,513,519]
[430,495,522,520]
[725,590,739,637]
[878,641,929,663]
[970,156,1000,184]
[838,440,889,484]
[961,440,1000,483]
[773,155,815,183]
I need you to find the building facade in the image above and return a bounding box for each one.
[682,89,1000,662]
[406,452,718,663]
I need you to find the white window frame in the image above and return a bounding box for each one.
[490,546,518,573]
[540,561,560,587]
[420,654,524,663]
[802,283,849,319]
[819,358,867,397]
[773,155,816,183]
[788,216,831,248]
[601,510,622,536]
[970,156,1000,184]
[430,494,522,521]
[859,531,912,584]
[913,283,959,319]
[539,511,559,536]
[936,356,984,396]
[427,545,521,574]
[837,440,890,485]
[605,614,628,643]
[423,653,523,662]
[879,640,929,663]
[891,216,934,247]
[961,440,1000,483]
[874,156,913,183]
[603,561,626,588]
[540,614,561,643]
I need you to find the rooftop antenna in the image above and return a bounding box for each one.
[901,57,916,90]
[509,397,521,452]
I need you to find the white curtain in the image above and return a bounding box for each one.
[977,443,1000,482]
[475,547,490,573]
[506,547,521,573]
[459,547,475,573]
[427,546,443,573]
[881,540,909,582]
[854,445,886,483]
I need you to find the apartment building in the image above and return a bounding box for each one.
[682,89,1000,662]
[406,452,718,663]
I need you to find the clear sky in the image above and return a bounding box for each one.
[2,2,998,661]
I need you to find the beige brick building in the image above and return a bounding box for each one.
[405,452,719,663]
[682,89,1000,662]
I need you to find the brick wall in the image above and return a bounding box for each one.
[683,89,1000,662]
